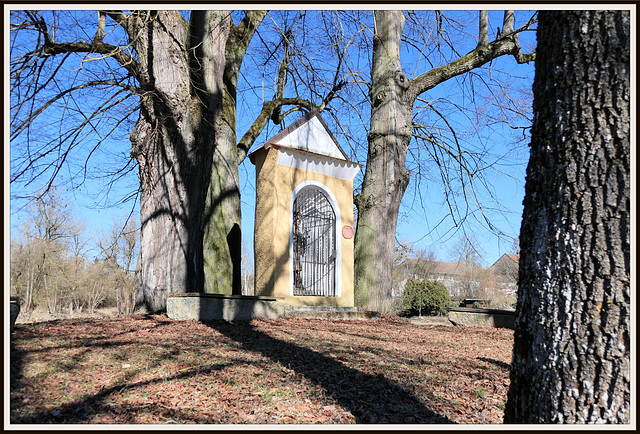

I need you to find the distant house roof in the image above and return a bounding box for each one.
[489,254,519,282]
[489,254,519,270]
[248,110,350,162]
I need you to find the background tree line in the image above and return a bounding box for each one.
[10,187,138,317]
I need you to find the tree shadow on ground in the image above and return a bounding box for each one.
[9,316,207,424]
[11,358,233,424]
[10,316,456,424]
[476,357,511,371]
[204,320,455,424]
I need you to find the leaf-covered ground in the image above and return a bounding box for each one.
[9,314,514,425]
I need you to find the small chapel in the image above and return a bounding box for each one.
[248,110,361,307]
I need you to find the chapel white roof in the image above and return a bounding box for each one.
[249,110,350,162]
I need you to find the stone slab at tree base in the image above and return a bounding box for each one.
[167,293,379,321]
[284,305,380,320]
[445,307,515,329]
[10,297,20,333]
[167,293,286,321]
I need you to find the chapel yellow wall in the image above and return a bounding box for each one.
[253,146,355,307]
[253,148,278,299]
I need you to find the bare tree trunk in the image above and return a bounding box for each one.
[202,11,266,296]
[202,65,243,296]
[478,11,489,47]
[203,149,242,295]
[132,11,266,311]
[132,11,229,312]
[353,10,535,309]
[354,10,412,309]
[26,267,34,312]
[505,10,630,423]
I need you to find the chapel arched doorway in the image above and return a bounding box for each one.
[292,185,337,297]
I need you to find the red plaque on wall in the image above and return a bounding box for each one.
[342,225,354,239]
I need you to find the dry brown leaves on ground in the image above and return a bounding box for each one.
[9,314,513,425]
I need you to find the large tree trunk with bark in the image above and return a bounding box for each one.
[504,10,630,423]
[354,10,412,310]
[202,11,265,295]
[132,11,229,312]
[128,11,266,310]
[353,10,534,309]
[8,9,276,312]
[202,136,243,295]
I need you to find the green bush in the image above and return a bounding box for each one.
[401,279,451,317]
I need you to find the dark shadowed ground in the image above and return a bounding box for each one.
[9,314,513,424]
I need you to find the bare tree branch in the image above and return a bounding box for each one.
[502,10,514,35]
[478,10,489,47]
[93,11,106,43]
[409,18,536,100]
[11,80,138,141]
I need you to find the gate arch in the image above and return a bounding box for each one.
[290,181,341,297]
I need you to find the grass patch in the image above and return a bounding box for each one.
[473,388,488,399]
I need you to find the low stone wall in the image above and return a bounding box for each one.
[10,297,21,332]
[284,305,380,320]
[167,293,285,321]
[445,307,515,330]
[167,293,377,322]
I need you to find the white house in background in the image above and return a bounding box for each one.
[394,254,519,299]
[393,259,479,299]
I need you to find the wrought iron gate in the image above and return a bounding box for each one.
[292,186,337,296]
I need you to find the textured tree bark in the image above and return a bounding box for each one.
[12,10,269,312]
[353,11,534,309]
[203,11,266,295]
[202,149,242,295]
[132,11,229,312]
[504,10,630,423]
[354,10,411,309]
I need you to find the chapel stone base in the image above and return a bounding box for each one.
[167,293,285,321]
[167,293,378,321]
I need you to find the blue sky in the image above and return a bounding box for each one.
[8,8,536,267]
